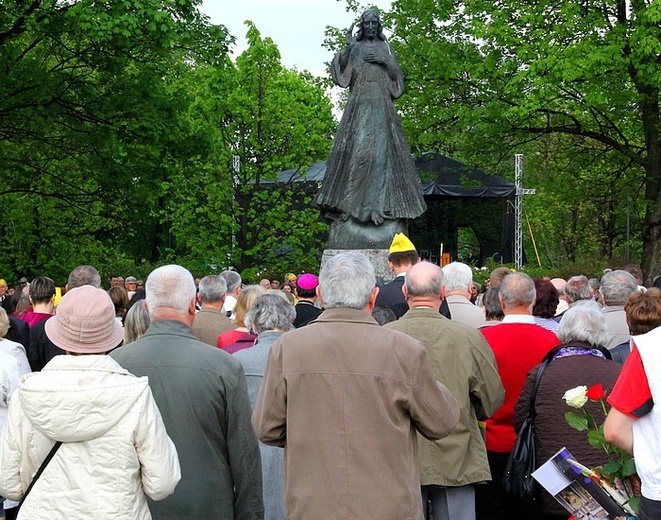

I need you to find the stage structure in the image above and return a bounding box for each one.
[275,152,519,266]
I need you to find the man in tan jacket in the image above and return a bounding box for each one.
[191,275,235,346]
[252,251,460,520]
[387,262,504,520]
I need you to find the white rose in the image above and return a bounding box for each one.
[563,386,588,408]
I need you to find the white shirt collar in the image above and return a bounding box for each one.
[502,314,536,324]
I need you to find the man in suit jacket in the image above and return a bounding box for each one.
[374,233,419,318]
[375,233,451,320]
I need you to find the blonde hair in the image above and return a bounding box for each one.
[124,300,150,344]
[233,285,266,328]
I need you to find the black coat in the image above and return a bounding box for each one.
[375,277,408,318]
[27,317,65,371]
[293,301,323,328]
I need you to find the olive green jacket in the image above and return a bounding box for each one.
[387,307,505,486]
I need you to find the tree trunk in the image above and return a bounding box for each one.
[641,142,661,284]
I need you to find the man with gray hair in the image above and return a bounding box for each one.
[68,265,102,290]
[253,251,460,520]
[191,275,235,346]
[600,269,638,349]
[442,261,486,328]
[554,274,593,322]
[386,262,504,520]
[477,272,560,520]
[27,265,103,371]
[111,265,263,519]
[220,270,242,319]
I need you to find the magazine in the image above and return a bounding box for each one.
[532,447,634,519]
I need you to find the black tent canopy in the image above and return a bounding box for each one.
[277,153,515,199]
[417,153,516,199]
[275,153,516,264]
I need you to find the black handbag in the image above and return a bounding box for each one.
[502,359,549,498]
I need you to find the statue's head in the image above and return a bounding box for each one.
[356,8,385,41]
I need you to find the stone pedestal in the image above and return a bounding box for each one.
[320,249,393,284]
[326,218,407,250]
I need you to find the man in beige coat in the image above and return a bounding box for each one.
[191,275,235,346]
[387,262,504,520]
[252,251,460,520]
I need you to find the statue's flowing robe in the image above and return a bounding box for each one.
[314,39,426,223]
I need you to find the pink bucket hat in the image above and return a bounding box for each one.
[45,285,124,354]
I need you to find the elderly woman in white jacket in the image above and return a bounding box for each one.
[0,285,180,519]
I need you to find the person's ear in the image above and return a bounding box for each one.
[366,286,379,312]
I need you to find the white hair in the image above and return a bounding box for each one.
[600,270,638,306]
[0,307,9,337]
[145,265,196,318]
[245,294,295,334]
[557,300,609,347]
[220,270,242,293]
[319,251,375,309]
[441,262,473,292]
[198,275,227,304]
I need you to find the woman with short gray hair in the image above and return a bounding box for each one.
[557,300,610,347]
[514,301,622,518]
[233,294,295,520]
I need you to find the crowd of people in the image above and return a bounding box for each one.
[0,236,659,519]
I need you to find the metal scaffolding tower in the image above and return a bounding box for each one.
[514,154,536,269]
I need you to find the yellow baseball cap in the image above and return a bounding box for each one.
[389,233,416,255]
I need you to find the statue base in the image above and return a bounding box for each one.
[326,217,407,250]
[320,249,394,284]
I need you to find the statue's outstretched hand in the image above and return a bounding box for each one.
[345,23,355,44]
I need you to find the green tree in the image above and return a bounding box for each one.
[0,0,229,280]
[164,24,336,279]
[384,0,659,279]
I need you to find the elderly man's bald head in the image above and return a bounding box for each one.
[405,262,444,299]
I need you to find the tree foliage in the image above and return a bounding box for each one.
[0,0,231,281]
[1,2,335,284]
[385,0,659,278]
[162,23,335,279]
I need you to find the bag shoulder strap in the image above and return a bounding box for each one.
[527,359,550,416]
[21,441,63,505]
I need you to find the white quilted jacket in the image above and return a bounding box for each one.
[0,354,180,519]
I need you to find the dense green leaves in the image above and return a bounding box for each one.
[386,0,659,276]
[0,2,333,283]
[163,24,335,278]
